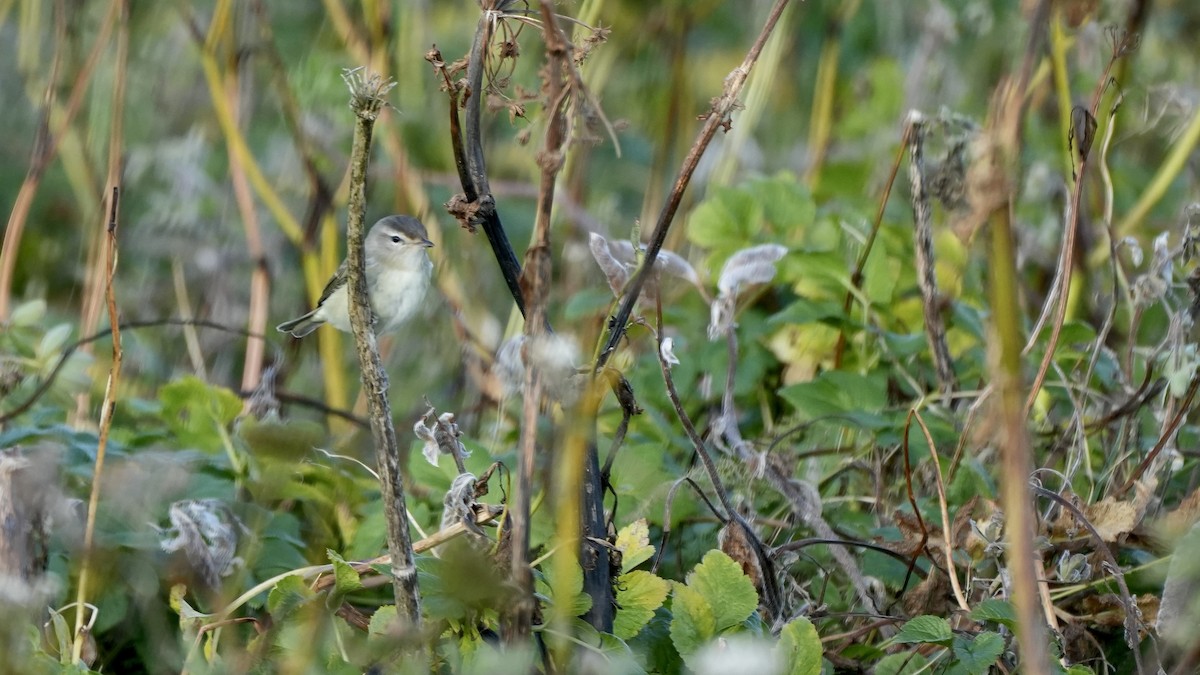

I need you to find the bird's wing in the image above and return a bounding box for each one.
[315,260,349,306]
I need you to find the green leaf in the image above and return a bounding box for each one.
[266,575,316,620]
[687,186,762,251]
[669,583,715,661]
[862,243,900,305]
[753,173,816,235]
[540,552,593,617]
[779,370,887,424]
[368,605,398,637]
[951,632,1005,675]
[614,570,671,639]
[327,550,364,596]
[687,550,758,631]
[969,598,1017,629]
[35,323,72,362]
[874,652,930,675]
[10,298,46,327]
[893,615,953,646]
[238,415,326,459]
[615,518,655,572]
[159,376,243,453]
[770,297,849,326]
[776,616,823,675]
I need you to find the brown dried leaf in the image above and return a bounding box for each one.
[1080,593,1159,629]
[1158,487,1200,542]
[1084,481,1154,543]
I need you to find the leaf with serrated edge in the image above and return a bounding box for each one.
[893,615,953,646]
[952,632,1005,674]
[267,575,316,620]
[615,518,655,572]
[369,605,398,637]
[687,549,759,631]
[776,617,823,675]
[614,570,670,639]
[669,582,715,660]
[327,550,364,596]
[969,598,1016,628]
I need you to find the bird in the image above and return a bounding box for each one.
[276,215,434,338]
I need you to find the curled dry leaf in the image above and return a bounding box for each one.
[413,416,440,467]
[716,243,788,297]
[588,233,629,296]
[709,244,787,340]
[1080,479,1154,543]
[414,408,471,468]
[660,337,680,368]
[587,232,704,301]
[158,499,246,590]
[440,472,487,540]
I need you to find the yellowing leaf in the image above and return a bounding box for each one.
[615,518,655,572]
[686,549,758,631]
[669,582,715,661]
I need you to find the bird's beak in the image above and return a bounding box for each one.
[421,238,434,248]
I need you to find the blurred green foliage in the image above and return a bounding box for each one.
[2,0,1200,672]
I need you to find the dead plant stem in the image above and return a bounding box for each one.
[72,188,122,663]
[344,76,422,628]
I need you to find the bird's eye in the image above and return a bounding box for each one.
[391,235,402,243]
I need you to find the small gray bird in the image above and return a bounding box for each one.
[277,215,434,338]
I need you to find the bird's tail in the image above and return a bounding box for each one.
[276,311,322,338]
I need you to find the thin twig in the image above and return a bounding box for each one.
[908,408,969,612]
[977,1,1053,669]
[1032,486,1145,674]
[0,318,263,425]
[220,43,270,396]
[595,0,792,369]
[653,298,783,618]
[72,187,121,662]
[458,7,527,315]
[833,122,912,368]
[1025,41,1129,414]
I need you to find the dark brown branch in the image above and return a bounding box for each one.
[456,11,526,316]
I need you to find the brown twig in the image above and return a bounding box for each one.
[974,1,1053,670]
[342,70,422,628]
[595,0,792,369]
[653,298,783,619]
[1025,35,1132,414]
[71,187,122,662]
[505,0,573,644]
[248,0,335,244]
[72,0,130,426]
[1111,372,1199,499]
